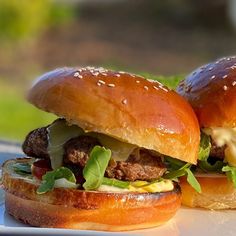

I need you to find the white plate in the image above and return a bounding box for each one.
[0,143,236,236]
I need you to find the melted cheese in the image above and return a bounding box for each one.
[90,132,137,161]
[203,127,236,167]
[47,120,84,169]
[47,120,137,170]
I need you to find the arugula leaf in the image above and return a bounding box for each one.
[102,177,129,189]
[186,168,201,193]
[164,163,201,193]
[83,146,111,190]
[197,132,224,172]
[198,132,211,161]
[164,163,190,179]
[222,165,236,188]
[37,167,76,194]
[198,159,224,172]
[165,156,186,171]
[13,163,31,175]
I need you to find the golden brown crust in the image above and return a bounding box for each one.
[28,67,199,164]
[180,176,236,210]
[3,158,181,231]
[177,56,236,128]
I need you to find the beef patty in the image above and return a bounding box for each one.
[22,124,166,181]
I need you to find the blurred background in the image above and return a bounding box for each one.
[1,0,236,141]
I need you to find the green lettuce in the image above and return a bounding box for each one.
[198,132,211,161]
[164,160,201,193]
[222,165,236,188]
[198,132,223,172]
[13,162,32,175]
[83,146,111,190]
[37,167,76,194]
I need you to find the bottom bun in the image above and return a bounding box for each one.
[3,158,181,231]
[180,175,236,210]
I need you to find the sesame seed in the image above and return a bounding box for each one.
[115,74,121,77]
[119,71,125,74]
[78,75,83,79]
[130,74,135,77]
[93,72,99,76]
[223,75,228,79]
[216,61,220,64]
[101,73,107,76]
[227,58,231,61]
[153,86,159,90]
[144,86,149,90]
[208,67,213,71]
[161,87,169,92]
[97,82,101,86]
[98,79,105,85]
[211,75,216,79]
[136,80,140,83]
[223,85,228,91]
[107,83,115,87]
[232,81,236,86]
[122,99,127,105]
[74,72,80,77]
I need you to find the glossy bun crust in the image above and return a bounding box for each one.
[177,56,236,128]
[180,176,236,209]
[28,67,199,164]
[3,159,181,231]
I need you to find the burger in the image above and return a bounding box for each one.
[2,67,200,231]
[177,56,236,210]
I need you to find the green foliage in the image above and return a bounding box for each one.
[0,0,75,42]
[140,73,184,89]
[0,83,55,141]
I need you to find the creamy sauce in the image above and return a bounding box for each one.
[98,180,174,193]
[97,185,130,192]
[203,127,236,167]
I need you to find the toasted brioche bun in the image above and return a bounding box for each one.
[180,175,236,209]
[177,56,236,128]
[27,67,200,164]
[3,158,181,231]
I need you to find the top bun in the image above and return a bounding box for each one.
[177,56,236,128]
[28,67,199,164]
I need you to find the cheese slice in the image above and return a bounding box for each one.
[47,120,137,169]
